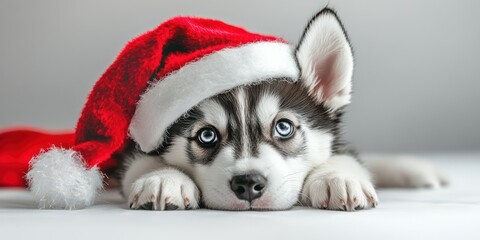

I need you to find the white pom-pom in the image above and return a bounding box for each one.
[26,147,104,209]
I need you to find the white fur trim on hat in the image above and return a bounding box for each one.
[26,147,103,209]
[129,41,299,153]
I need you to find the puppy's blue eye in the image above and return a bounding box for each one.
[197,127,218,147]
[274,119,294,139]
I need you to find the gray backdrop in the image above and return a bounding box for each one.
[1,0,479,153]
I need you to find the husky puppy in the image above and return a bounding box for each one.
[119,8,447,211]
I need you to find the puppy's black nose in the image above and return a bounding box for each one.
[230,173,267,202]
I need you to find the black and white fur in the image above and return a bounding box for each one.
[119,8,447,211]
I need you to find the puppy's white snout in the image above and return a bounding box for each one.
[230,173,267,202]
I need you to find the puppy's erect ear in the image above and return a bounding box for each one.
[296,8,354,111]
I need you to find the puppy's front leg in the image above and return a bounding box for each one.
[122,154,200,210]
[301,155,378,211]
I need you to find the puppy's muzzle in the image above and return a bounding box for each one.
[230,173,267,202]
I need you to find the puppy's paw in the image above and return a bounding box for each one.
[128,168,200,210]
[302,173,378,211]
[301,155,378,211]
[363,155,449,189]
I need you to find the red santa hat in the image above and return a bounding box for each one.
[0,16,299,209]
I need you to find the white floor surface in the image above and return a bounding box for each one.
[1,154,479,240]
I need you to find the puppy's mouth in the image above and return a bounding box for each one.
[204,190,277,211]
[229,197,273,211]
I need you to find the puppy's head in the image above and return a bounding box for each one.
[155,9,354,210]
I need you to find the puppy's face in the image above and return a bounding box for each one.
[155,9,354,210]
[160,82,335,210]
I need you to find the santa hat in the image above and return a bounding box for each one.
[0,16,299,209]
